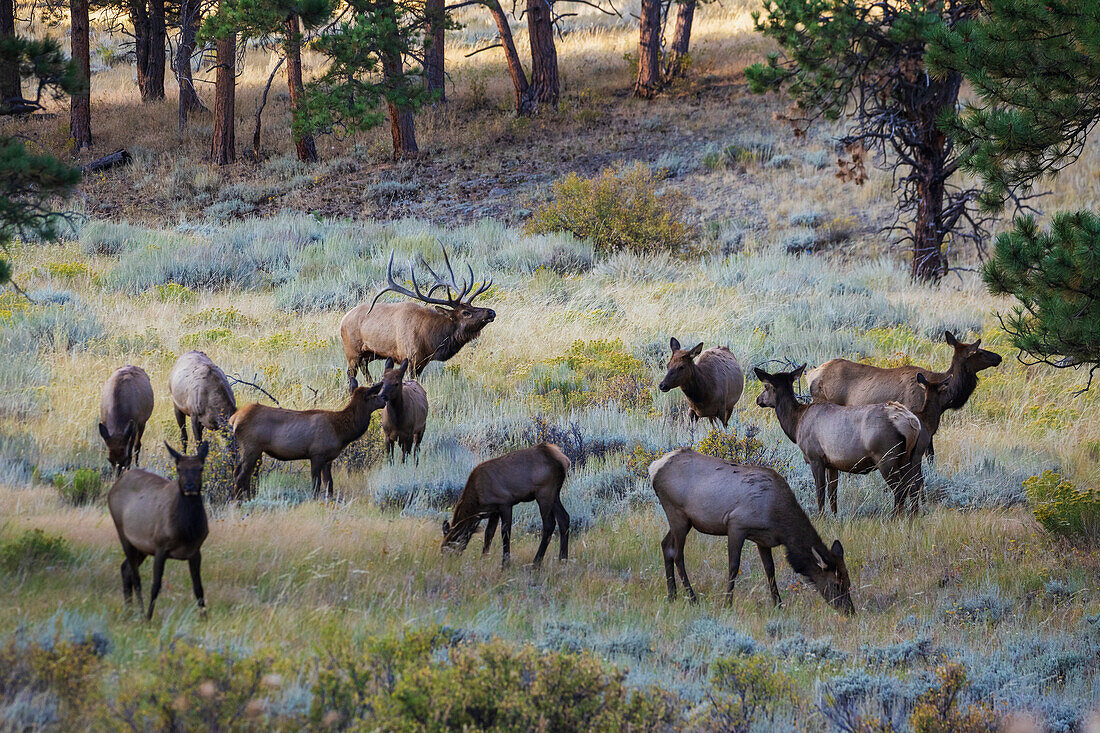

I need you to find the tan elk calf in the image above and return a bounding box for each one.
[108,442,210,619]
[99,365,155,476]
[442,443,571,567]
[658,338,744,427]
[807,332,1001,460]
[340,244,496,388]
[649,448,854,614]
[378,358,428,465]
[168,350,237,452]
[229,382,392,499]
[755,365,923,515]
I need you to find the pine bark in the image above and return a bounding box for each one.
[210,31,235,165]
[176,0,207,129]
[633,0,662,97]
[381,34,418,157]
[425,0,445,101]
[284,13,318,163]
[129,0,149,94]
[142,0,166,100]
[483,0,534,115]
[526,0,558,106]
[911,139,949,282]
[664,0,694,79]
[0,0,20,113]
[70,0,92,149]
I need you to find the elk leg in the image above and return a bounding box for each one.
[553,498,569,560]
[147,549,168,620]
[758,544,781,607]
[725,528,747,606]
[901,459,924,515]
[347,357,359,393]
[826,468,840,515]
[322,463,334,499]
[810,461,828,514]
[310,459,323,498]
[385,439,395,465]
[499,505,513,567]
[879,458,908,517]
[673,525,696,603]
[532,501,555,567]
[121,560,134,604]
[189,552,205,613]
[482,513,499,555]
[191,416,204,446]
[661,531,677,601]
[175,407,188,451]
[134,424,146,467]
[927,435,935,465]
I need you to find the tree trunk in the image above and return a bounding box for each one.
[381,33,418,157]
[143,0,166,100]
[664,0,694,79]
[129,0,150,95]
[526,0,558,107]
[284,13,318,163]
[483,0,534,115]
[633,0,662,98]
[70,0,92,149]
[210,31,235,165]
[912,168,947,282]
[176,0,207,129]
[0,0,20,113]
[425,0,445,101]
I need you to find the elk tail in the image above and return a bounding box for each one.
[805,363,827,399]
[884,401,921,459]
[541,443,572,475]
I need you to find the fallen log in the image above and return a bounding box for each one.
[81,149,132,174]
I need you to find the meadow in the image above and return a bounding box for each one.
[3,0,1100,729]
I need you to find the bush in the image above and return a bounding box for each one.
[53,468,103,506]
[529,339,654,411]
[909,664,1001,733]
[698,654,796,733]
[524,162,697,254]
[696,425,794,475]
[0,632,106,729]
[1024,470,1100,538]
[0,529,74,573]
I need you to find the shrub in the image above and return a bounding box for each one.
[524,162,697,254]
[530,339,654,411]
[0,633,106,728]
[53,468,104,506]
[1024,470,1100,538]
[698,654,796,733]
[0,529,74,573]
[152,281,197,303]
[696,425,794,475]
[909,664,1001,733]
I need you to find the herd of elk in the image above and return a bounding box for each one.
[98,365,154,476]
[379,358,429,465]
[659,338,744,429]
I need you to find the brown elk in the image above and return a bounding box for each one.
[441,443,571,567]
[658,338,744,428]
[107,441,210,620]
[649,448,854,614]
[379,358,428,465]
[807,332,1002,460]
[229,382,393,499]
[339,244,496,389]
[755,365,923,515]
[168,350,237,452]
[98,365,155,476]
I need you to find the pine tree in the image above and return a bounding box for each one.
[928,0,1100,384]
[746,0,982,282]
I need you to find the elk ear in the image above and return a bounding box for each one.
[365,382,383,395]
[916,372,929,386]
[399,358,410,375]
[98,422,110,441]
[442,520,451,536]
[669,337,680,352]
[196,441,210,461]
[944,331,958,346]
[753,367,770,382]
[831,539,844,559]
[791,364,806,381]
[812,545,830,571]
[384,358,395,370]
[688,342,704,358]
[973,338,982,347]
[165,442,183,463]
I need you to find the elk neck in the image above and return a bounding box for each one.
[772,385,807,444]
[943,359,978,410]
[678,364,709,406]
[173,486,209,546]
[782,517,826,581]
[333,392,379,443]
[385,382,405,419]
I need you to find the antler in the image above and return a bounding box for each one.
[367,242,493,312]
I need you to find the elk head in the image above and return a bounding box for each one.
[808,540,855,615]
[916,372,951,414]
[754,365,805,408]
[440,514,481,553]
[166,441,209,496]
[369,243,496,342]
[659,338,704,392]
[944,331,1002,373]
[381,358,409,400]
[100,419,136,474]
[352,382,390,411]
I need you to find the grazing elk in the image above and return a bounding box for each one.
[340,243,496,389]
[441,443,571,567]
[229,382,392,500]
[98,365,155,476]
[807,331,1002,460]
[649,448,854,614]
[107,442,210,620]
[658,338,744,428]
[755,365,923,515]
[168,351,237,452]
[379,358,428,465]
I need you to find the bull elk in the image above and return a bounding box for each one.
[107,442,210,620]
[658,338,744,428]
[340,243,496,389]
[379,358,428,465]
[229,382,393,499]
[649,448,854,614]
[807,331,1001,460]
[441,443,571,567]
[168,350,237,452]
[755,365,923,516]
[98,365,154,476]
